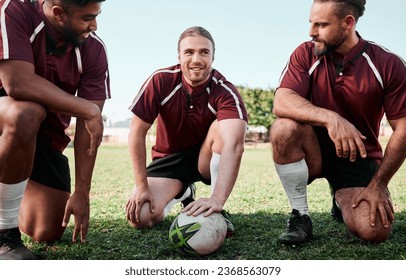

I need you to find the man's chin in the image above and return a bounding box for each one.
[313,46,329,57]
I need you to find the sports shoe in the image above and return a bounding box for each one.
[278,209,313,245]
[180,183,196,208]
[0,228,37,260]
[220,210,235,238]
[330,196,343,222]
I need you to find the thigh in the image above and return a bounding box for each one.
[271,119,323,178]
[0,97,46,182]
[18,145,71,242]
[19,180,70,243]
[133,177,183,227]
[147,177,183,210]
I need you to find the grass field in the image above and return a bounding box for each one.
[25,137,406,260]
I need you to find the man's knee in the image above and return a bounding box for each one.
[270,118,303,144]
[344,201,392,243]
[4,101,46,140]
[20,222,64,243]
[128,204,164,230]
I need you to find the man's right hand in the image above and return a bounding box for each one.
[326,114,367,161]
[125,185,155,224]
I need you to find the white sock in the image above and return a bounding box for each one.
[163,185,193,217]
[0,180,28,230]
[274,159,309,215]
[209,152,221,195]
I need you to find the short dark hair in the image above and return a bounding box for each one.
[60,0,105,7]
[177,26,216,57]
[314,0,366,21]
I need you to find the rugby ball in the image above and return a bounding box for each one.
[169,212,227,256]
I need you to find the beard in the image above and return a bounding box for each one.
[313,28,347,57]
[181,63,212,87]
[62,23,88,47]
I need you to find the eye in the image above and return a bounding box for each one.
[316,22,328,28]
[82,16,96,22]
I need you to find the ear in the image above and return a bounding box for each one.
[52,6,66,23]
[343,15,356,31]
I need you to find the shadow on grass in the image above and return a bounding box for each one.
[28,211,406,260]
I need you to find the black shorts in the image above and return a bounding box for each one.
[146,145,210,198]
[313,127,379,193]
[30,145,71,193]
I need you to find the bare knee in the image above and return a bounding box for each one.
[343,201,392,243]
[271,118,315,147]
[128,204,164,230]
[270,119,299,144]
[4,102,46,141]
[271,119,316,162]
[20,223,64,243]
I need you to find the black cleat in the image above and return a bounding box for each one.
[0,228,37,260]
[278,209,313,245]
[220,210,235,238]
[330,196,343,222]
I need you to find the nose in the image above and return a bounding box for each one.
[89,18,97,31]
[309,23,317,39]
[191,53,201,63]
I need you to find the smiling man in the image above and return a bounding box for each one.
[0,0,110,259]
[271,0,406,245]
[126,26,248,237]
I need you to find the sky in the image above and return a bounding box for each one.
[95,0,406,123]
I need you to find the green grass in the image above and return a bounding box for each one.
[25,138,406,260]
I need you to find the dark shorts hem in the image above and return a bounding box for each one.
[30,145,71,193]
[311,127,379,193]
[146,145,210,198]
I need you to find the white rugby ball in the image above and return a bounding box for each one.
[169,212,227,256]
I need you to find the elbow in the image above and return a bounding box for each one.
[272,106,282,117]
[3,82,26,100]
[272,96,284,117]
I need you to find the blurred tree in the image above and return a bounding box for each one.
[238,86,276,135]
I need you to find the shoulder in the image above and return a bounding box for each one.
[80,32,108,56]
[152,64,182,78]
[1,0,32,10]
[77,32,110,72]
[147,64,182,86]
[366,41,406,69]
[0,0,42,25]
[210,68,238,91]
[138,64,181,95]
[289,41,318,66]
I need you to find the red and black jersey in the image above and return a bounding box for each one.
[0,0,111,151]
[129,64,248,160]
[277,33,406,160]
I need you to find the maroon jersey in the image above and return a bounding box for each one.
[278,33,406,160]
[129,64,248,160]
[0,0,111,151]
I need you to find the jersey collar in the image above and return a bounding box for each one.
[181,70,213,96]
